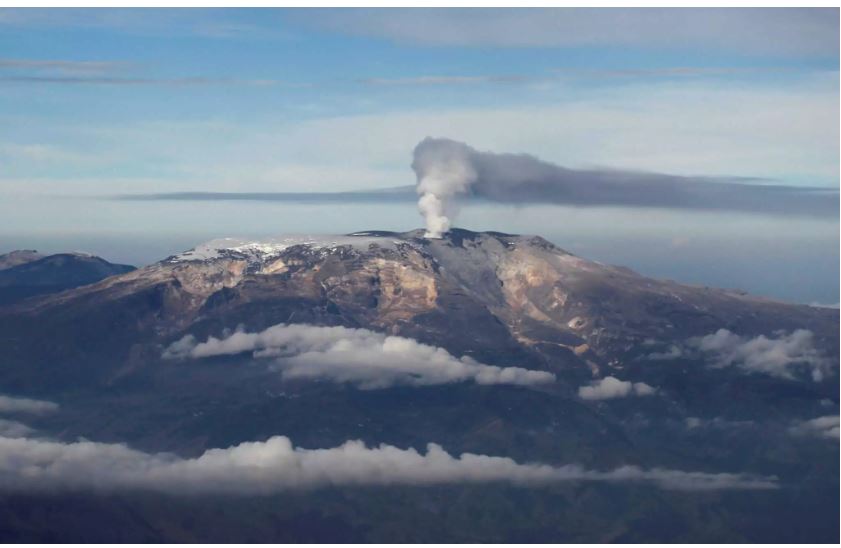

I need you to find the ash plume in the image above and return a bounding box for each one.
[410,137,836,236]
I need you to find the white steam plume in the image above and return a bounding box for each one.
[412,137,477,238]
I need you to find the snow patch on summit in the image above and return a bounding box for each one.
[169,234,401,265]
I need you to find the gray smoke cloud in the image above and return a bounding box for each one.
[164,323,556,389]
[0,432,777,494]
[411,137,836,237]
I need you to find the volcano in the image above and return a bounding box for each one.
[0,229,836,542]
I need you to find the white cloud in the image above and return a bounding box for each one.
[0,143,105,169]
[684,417,755,430]
[0,433,777,494]
[310,8,837,56]
[361,75,531,86]
[0,394,59,415]
[808,302,840,309]
[0,75,292,87]
[0,58,128,75]
[691,329,833,382]
[633,382,657,396]
[0,395,56,438]
[0,419,35,438]
[164,324,556,389]
[578,376,657,400]
[789,416,839,439]
[0,9,285,41]
[646,345,683,360]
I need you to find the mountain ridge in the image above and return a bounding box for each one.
[0,250,135,306]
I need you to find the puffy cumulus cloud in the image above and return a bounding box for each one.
[164,323,555,389]
[690,329,834,382]
[0,433,776,494]
[0,394,59,415]
[788,416,839,439]
[578,376,657,400]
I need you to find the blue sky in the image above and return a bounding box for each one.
[0,8,838,303]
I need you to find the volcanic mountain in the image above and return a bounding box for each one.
[3,228,835,386]
[0,229,837,542]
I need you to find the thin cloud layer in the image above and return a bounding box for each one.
[0,75,285,87]
[0,58,128,75]
[578,376,657,400]
[361,74,532,86]
[0,419,35,439]
[789,416,839,439]
[0,55,291,87]
[164,323,556,389]
[0,433,777,494]
[311,8,838,56]
[0,394,59,415]
[684,417,755,430]
[690,329,834,382]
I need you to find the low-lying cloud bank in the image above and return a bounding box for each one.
[578,376,657,400]
[0,394,59,415]
[164,323,555,389]
[691,329,833,382]
[0,433,777,494]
